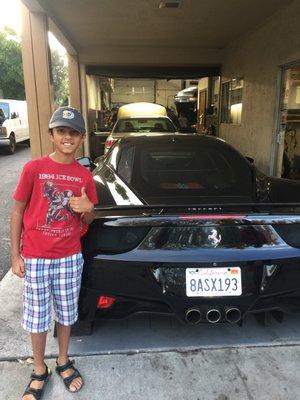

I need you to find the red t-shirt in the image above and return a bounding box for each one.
[13,156,98,259]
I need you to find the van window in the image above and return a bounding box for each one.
[113,118,176,133]
[0,102,9,119]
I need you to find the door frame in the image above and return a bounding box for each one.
[197,89,207,133]
[270,59,300,176]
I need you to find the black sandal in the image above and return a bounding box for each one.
[22,364,51,400]
[55,358,84,393]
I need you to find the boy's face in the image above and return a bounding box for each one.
[50,127,85,155]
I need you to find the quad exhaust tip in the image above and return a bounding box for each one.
[206,308,221,323]
[185,307,241,324]
[225,307,242,324]
[185,308,202,324]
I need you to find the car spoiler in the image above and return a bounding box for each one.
[95,202,300,213]
[94,202,300,226]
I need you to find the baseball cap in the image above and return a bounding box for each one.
[49,106,86,134]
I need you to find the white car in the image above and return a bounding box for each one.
[0,99,30,154]
[104,102,177,153]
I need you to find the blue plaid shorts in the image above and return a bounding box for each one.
[22,252,83,333]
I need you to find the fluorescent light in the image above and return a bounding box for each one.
[159,1,181,9]
[230,103,242,124]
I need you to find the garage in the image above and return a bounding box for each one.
[1,2,300,398]
[85,73,221,158]
[20,0,300,178]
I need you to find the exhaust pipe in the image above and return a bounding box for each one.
[206,308,221,323]
[185,308,202,324]
[225,307,241,324]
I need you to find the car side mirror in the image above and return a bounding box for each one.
[246,156,254,164]
[77,156,97,170]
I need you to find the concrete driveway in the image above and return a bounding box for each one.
[1,270,300,400]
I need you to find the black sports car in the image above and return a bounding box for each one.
[79,134,300,328]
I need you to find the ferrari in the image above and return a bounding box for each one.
[79,134,300,329]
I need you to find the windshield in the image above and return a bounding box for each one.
[0,102,9,122]
[113,118,176,133]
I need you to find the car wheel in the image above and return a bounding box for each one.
[5,134,16,155]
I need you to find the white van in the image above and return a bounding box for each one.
[0,99,29,154]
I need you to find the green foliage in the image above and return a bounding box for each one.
[0,27,69,105]
[0,27,25,99]
[51,48,69,106]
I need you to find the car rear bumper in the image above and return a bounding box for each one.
[80,212,300,324]
[78,256,300,324]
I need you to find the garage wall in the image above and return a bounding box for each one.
[110,79,182,109]
[86,75,101,110]
[111,79,155,105]
[198,78,208,92]
[155,80,181,109]
[219,0,300,174]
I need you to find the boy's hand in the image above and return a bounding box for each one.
[69,187,94,214]
[11,255,25,278]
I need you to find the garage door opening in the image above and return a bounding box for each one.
[86,74,221,160]
[275,63,300,179]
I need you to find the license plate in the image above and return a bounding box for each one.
[186,267,242,297]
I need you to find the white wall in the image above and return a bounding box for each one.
[110,79,182,109]
[220,0,300,174]
[111,79,155,105]
[155,80,181,109]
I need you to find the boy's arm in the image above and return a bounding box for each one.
[10,200,27,278]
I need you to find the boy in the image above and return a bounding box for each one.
[10,106,98,400]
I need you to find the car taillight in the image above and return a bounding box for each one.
[105,139,117,149]
[97,295,116,309]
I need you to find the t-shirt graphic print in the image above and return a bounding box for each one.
[43,181,75,225]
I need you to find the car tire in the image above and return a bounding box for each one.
[5,134,16,155]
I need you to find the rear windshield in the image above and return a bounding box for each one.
[113,118,176,133]
[117,141,253,200]
[0,102,9,120]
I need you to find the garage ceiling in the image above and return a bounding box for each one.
[26,0,289,48]
[22,0,292,67]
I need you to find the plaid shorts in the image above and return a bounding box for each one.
[22,252,83,333]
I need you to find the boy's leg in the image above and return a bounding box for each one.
[56,323,83,392]
[31,332,48,374]
[22,258,52,399]
[53,253,84,392]
[22,332,48,399]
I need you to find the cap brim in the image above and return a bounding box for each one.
[49,120,86,134]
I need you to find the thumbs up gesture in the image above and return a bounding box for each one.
[69,187,94,214]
